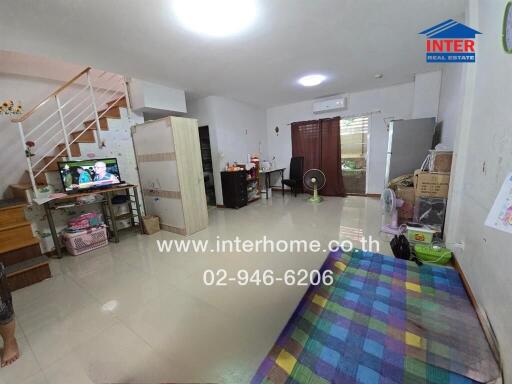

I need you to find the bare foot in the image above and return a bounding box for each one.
[1,338,19,367]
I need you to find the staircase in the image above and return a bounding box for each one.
[9,67,131,202]
[0,199,51,291]
[1,67,135,287]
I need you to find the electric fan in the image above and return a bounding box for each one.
[381,188,405,235]
[303,169,326,203]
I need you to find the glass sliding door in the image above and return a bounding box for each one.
[340,116,368,194]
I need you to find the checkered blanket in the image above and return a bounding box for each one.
[252,249,500,384]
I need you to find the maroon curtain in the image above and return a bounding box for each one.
[291,118,346,197]
[320,117,346,196]
[291,120,321,174]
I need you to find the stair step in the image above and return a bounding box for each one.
[57,143,81,157]
[107,96,127,108]
[0,241,41,267]
[35,173,47,185]
[84,117,109,131]
[0,199,25,210]
[43,156,65,171]
[98,106,121,119]
[21,169,46,186]
[5,256,52,291]
[71,129,95,143]
[0,201,26,227]
[9,184,35,204]
[0,222,36,250]
[0,236,40,254]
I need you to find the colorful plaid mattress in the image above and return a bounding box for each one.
[252,249,500,384]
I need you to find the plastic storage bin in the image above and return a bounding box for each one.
[414,197,447,231]
[62,225,108,256]
[414,244,452,265]
[406,225,437,244]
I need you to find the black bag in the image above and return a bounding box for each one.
[390,235,423,266]
[390,235,410,260]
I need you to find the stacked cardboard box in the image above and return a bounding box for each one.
[388,151,453,226]
[413,170,450,198]
[413,151,453,231]
[387,174,415,223]
[428,150,453,173]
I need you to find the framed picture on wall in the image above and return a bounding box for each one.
[503,1,512,53]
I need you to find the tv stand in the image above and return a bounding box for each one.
[41,184,143,258]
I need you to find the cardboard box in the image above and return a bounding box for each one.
[396,187,415,220]
[429,150,453,173]
[414,170,450,198]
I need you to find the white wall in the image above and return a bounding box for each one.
[266,83,415,194]
[437,65,464,148]
[445,0,512,380]
[0,72,123,197]
[187,96,267,205]
[412,71,442,119]
[0,74,70,196]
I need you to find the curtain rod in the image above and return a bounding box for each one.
[286,110,382,125]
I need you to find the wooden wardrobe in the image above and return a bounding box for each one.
[132,116,208,235]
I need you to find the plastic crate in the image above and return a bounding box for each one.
[62,225,108,256]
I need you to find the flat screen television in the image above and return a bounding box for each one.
[57,158,122,193]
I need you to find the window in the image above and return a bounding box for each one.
[340,116,368,160]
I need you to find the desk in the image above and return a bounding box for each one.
[259,168,285,199]
[42,184,143,258]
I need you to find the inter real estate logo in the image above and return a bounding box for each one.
[419,19,482,63]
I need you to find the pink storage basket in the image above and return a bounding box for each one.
[62,225,108,256]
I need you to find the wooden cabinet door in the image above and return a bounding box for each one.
[171,117,208,234]
[132,118,186,234]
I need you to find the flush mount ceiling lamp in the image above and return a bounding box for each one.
[298,74,327,87]
[173,0,258,37]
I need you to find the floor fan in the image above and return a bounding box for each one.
[381,188,405,235]
[303,169,326,203]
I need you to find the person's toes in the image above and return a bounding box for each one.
[4,355,18,366]
[1,342,20,368]
[8,358,17,365]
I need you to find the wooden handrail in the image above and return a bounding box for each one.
[12,67,92,123]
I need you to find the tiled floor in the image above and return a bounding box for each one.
[1,195,392,384]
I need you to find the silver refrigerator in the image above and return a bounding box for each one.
[384,117,436,185]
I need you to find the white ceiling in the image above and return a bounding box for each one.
[0,0,465,107]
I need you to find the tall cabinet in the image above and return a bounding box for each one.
[132,116,208,235]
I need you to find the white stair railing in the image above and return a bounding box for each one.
[11,67,132,197]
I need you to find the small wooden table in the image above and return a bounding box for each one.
[41,184,143,258]
[259,168,286,199]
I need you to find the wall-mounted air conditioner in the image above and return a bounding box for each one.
[313,97,347,114]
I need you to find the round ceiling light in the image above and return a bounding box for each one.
[173,0,258,37]
[298,74,327,87]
